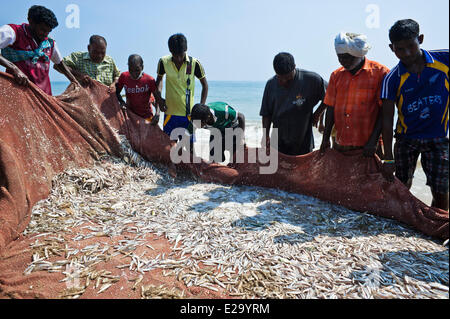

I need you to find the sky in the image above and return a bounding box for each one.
[1,0,449,82]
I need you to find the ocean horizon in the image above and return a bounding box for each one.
[52,80,267,121]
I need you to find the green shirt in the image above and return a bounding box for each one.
[206,102,239,131]
[63,51,120,86]
[187,102,239,135]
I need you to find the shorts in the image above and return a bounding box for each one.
[163,114,190,138]
[163,114,196,144]
[394,137,449,193]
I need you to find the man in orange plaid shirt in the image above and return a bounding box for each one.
[320,32,390,156]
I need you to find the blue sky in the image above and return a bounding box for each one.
[1,0,449,82]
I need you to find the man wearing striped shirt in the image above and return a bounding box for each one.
[320,32,390,157]
[381,19,449,211]
[58,35,120,87]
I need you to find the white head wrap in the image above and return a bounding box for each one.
[334,32,371,57]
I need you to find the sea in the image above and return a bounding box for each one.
[51,80,432,205]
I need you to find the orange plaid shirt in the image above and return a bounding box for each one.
[324,58,390,147]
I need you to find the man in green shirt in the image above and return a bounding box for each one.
[190,102,245,163]
[56,35,120,87]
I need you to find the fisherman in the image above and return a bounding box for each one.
[155,33,209,139]
[260,52,327,156]
[58,35,120,87]
[320,32,390,158]
[380,19,449,211]
[0,5,78,95]
[115,54,164,125]
[190,102,246,163]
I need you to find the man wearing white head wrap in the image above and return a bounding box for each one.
[320,32,390,159]
[334,32,371,58]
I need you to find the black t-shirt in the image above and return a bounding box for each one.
[260,68,327,155]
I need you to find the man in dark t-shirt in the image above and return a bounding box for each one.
[260,52,327,156]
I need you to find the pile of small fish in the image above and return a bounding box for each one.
[23,136,449,299]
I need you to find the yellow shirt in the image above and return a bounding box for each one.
[157,54,205,116]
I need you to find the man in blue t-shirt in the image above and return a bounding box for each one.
[380,19,449,211]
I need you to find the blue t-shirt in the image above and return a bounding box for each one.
[380,49,449,139]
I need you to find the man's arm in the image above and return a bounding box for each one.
[0,54,28,85]
[363,109,383,157]
[199,77,208,105]
[237,113,245,131]
[150,83,165,126]
[0,25,28,85]
[320,104,334,154]
[54,54,93,86]
[313,76,328,127]
[193,60,208,104]
[112,62,120,84]
[155,74,166,112]
[114,82,126,108]
[53,61,79,85]
[313,102,327,128]
[107,62,120,93]
[381,99,396,181]
[262,116,272,150]
[54,63,92,86]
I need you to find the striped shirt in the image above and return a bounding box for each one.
[380,49,449,139]
[324,58,390,147]
[63,51,120,86]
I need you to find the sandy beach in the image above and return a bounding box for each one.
[3,82,442,300]
[16,143,447,299]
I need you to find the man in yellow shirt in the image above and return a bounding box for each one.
[156,33,208,137]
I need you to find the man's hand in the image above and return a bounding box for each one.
[317,113,325,133]
[158,99,167,112]
[320,139,330,155]
[312,110,322,128]
[119,101,127,110]
[80,75,93,87]
[12,68,29,86]
[70,77,81,86]
[318,121,325,134]
[261,135,270,155]
[150,113,160,126]
[108,84,115,94]
[381,161,396,182]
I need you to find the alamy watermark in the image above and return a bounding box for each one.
[169,121,279,175]
[65,4,80,29]
[64,4,380,30]
[365,4,380,29]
